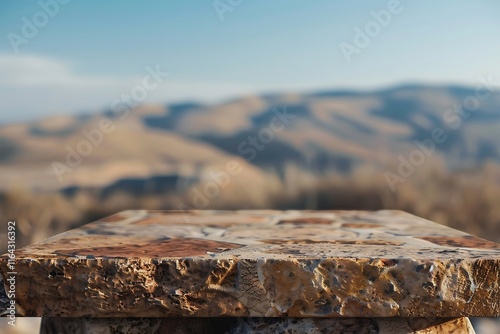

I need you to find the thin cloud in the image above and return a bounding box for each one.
[0,54,120,87]
[0,54,259,124]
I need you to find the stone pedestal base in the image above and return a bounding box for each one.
[40,317,475,334]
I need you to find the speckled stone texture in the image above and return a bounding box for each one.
[0,210,499,319]
[40,317,476,334]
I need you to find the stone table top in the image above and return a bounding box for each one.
[1,210,499,318]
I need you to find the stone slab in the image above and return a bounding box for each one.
[40,317,476,334]
[1,210,499,317]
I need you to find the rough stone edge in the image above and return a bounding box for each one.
[4,256,499,318]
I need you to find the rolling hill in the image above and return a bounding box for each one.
[1,84,499,194]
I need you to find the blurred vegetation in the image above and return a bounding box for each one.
[1,162,500,254]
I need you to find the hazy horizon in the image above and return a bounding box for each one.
[1,80,497,125]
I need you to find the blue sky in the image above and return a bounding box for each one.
[0,0,499,123]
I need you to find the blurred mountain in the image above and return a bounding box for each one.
[1,84,500,193]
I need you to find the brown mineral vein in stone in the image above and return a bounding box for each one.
[261,239,403,245]
[341,222,383,228]
[277,218,333,225]
[54,238,244,258]
[0,210,499,318]
[418,235,500,249]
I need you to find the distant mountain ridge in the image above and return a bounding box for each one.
[1,84,499,193]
